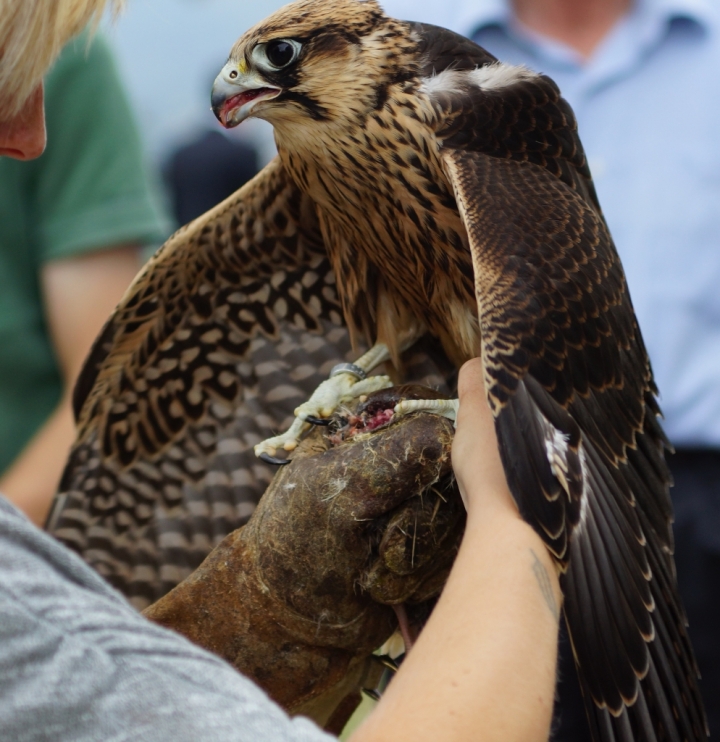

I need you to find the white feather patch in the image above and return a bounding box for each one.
[420,68,467,96]
[467,62,537,90]
[421,62,538,98]
[577,448,590,534]
[544,424,571,488]
[535,405,590,536]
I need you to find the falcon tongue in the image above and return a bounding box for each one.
[220,88,277,128]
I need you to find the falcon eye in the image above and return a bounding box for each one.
[251,38,302,73]
[264,39,300,69]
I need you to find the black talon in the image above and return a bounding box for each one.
[259,452,291,466]
[305,415,330,426]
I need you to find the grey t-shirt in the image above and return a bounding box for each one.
[0,496,335,742]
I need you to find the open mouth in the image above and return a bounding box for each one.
[220,87,279,127]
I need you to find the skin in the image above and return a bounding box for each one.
[352,360,562,742]
[0,247,142,526]
[0,83,142,526]
[513,0,633,59]
[0,83,46,159]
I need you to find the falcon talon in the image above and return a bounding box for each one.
[259,452,291,466]
[304,415,330,426]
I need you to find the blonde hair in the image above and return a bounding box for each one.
[0,0,122,118]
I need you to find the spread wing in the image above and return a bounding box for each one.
[48,155,455,610]
[422,27,708,740]
[48,158,351,609]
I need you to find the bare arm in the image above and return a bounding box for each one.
[0,245,141,525]
[351,358,561,742]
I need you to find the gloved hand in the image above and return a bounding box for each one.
[144,384,465,731]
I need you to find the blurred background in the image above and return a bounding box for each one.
[99,0,291,229]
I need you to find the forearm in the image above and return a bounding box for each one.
[0,395,74,526]
[352,503,561,742]
[1,244,143,526]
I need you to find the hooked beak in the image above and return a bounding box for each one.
[211,63,281,128]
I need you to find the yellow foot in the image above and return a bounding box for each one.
[255,344,393,463]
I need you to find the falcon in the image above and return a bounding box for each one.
[51,0,707,739]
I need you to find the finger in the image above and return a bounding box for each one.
[457,358,486,403]
[455,359,493,436]
[456,359,493,431]
[452,361,514,516]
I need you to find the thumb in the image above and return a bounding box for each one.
[452,359,512,514]
[457,358,486,406]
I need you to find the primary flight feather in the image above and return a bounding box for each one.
[52,1,707,739]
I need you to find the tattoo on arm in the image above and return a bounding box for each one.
[530,549,559,621]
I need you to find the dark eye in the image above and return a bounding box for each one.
[266,40,296,68]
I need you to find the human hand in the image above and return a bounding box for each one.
[451,359,516,518]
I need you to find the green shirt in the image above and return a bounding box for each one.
[0,33,172,474]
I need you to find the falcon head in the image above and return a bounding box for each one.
[211,0,412,137]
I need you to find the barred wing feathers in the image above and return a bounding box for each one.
[442,147,706,741]
[49,158,349,608]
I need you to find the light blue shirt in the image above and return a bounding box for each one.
[382,0,720,447]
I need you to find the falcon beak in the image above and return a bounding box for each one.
[211,63,281,128]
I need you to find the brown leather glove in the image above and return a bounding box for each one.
[143,385,464,732]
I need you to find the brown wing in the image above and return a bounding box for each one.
[413,21,601,216]
[48,158,351,608]
[48,156,455,610]
[442,147,707,741]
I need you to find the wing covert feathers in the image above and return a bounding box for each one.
[443,148,707,740]
[52,158,348,606]
[71,157,340,458]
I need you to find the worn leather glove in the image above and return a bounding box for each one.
[144,385,464,732]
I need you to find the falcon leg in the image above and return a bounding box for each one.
[392,603,417,652]
[393,398,459,426]
[254,343,394,460]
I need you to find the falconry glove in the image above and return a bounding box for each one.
[143,386,464,732]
